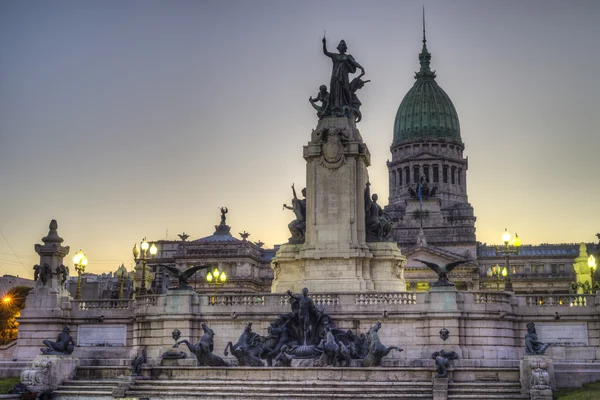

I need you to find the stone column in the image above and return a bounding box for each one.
[17,220,72,360]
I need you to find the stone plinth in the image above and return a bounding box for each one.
[272,117,406,293]
[427,285,459,312]
[368,242,406,292]
[21,354,79,392]
[432,377,448,400]
[520,355,555,396]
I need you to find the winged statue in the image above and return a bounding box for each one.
[162,264,210,290]
[414,259,471,287]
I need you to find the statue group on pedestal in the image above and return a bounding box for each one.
[33,263,69,288]
[310,37,370,123]
[173,288,402,367]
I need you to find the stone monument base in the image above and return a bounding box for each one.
[520,354,555,398]
[21,354,79,393]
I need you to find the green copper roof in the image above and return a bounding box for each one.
[393,28,461,146]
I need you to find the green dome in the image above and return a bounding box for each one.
[393,39,461,146]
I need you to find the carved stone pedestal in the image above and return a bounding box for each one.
[21,354,79,393]
[520,355,555,400]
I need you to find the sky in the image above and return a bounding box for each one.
[1,0,599,278]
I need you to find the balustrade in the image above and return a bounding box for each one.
[471,291,511,304]
[207,294,266,306]
[355,292,417,305]
[520,294,595,307]
[73,299,132,310]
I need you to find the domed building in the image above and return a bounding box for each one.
[385,25,479,290]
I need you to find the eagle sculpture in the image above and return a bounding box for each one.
[162,264,210,290]
[414,259,471,287]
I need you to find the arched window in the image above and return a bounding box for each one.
[413,165,420,183]
[405,167,410,184]
[443,166,448,183]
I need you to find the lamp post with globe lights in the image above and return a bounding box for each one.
[494,229,521,292]
[588,255,597,294]
[73,250,88,300]
[486,264,508,292]
[206,266,227,303]
[132,238,157,296]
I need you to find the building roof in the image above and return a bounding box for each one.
[478,243,598,258]
[393,22,461,147]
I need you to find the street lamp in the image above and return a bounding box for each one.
[206,267,227,297]
[588,255,597,293]
[486,264,508,292]
[116,263,128,299]
[494,229,521,292]
[73,249,88,300]
[132,238,157,296]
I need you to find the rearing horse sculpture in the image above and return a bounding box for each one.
[175,322,229,366]
[224,322,264,367]
[361,321,403,367]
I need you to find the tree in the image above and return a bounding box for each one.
[0,285,32,345]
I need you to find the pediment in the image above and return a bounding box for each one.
[410,151,440,161]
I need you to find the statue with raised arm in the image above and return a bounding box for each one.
[219,207,228,225]
[364,182,392,241]
[283,184,306,244]
[287,288,318,345]
[322,36,367,120]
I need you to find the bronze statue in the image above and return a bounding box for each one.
[162,264,209,290]
[525,322,550,355]
[39,263,53,285]
[283,184,306,244]
[219,207,228,225]
[287,288,318,346]
[364,182,392,241]
[414,258,471,287]
[132,346,147,375]
[309,85,331,119]
[432,350,459,377]
[361,321,403,367]
[175,322,229,366]
[55,264,68,287]
[322,36,366,120]
[41,326,75,355]
[33,264,40,282]
[224,322,264,367]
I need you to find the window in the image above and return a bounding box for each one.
[443,166,448,183]
[405,167,410,184]
[423,165,429,181]
[413,165,420,183]
[551,264,558,275]
[398,169,402,186]
[451,167,456,184]
[433,165,439,183]
[458,168,462,186]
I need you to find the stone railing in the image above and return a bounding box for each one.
[135,295,162,308]
[207,294,266,307]
[72,299,133,310]
[355,292,417,305]
[471,291,512,304]
[519,294,595,307]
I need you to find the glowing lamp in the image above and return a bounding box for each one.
[206,272,213,282]
[513,234,521,248]
[220,272,227,283]
[2,296,11,304]
[132,243,140,259]
[588,255,597,271]
[501,267,508,277]
[502,229,511,245]
[73,250,84,265]
[149,243,158,256]
[141,239,149,252]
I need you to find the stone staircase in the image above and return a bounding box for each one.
[126,379,434,399]
[54,379,126,400]
[448,382,528,400]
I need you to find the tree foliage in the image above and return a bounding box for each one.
[0,285,32,345]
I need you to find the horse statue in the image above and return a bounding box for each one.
[318,322,339,366]
[361,321,403,367]
[224,322,264,367]
[175,322,228,366]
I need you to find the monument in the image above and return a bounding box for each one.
[272,36,406,293]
